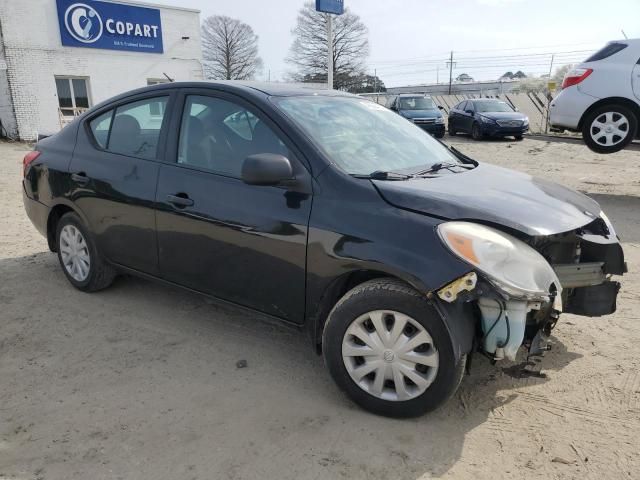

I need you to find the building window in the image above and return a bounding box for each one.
[55,77,91,118]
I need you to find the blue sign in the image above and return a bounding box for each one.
[56,0,163,53]
[316,0,344,15]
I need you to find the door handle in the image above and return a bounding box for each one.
[71,172,90,184]
[167,194,194,207]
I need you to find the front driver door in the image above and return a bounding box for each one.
[155,90,312,323]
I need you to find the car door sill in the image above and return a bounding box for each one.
[110,261,304,331]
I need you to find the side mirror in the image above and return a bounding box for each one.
[437,105,444,110]
[241,153,293,186]
[465,109,475,115]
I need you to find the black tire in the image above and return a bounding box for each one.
[471,122,483,140]
[435,132,445,139]
[514,135,524,141]
[581,103,637,154]
[322,278,465,418]
[56,212,116,292]
[448,122,456,136]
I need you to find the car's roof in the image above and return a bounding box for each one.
[87,81,358,115]
[398,93,432,97]
[131,81,355,98]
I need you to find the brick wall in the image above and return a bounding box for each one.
[0,0,203,141]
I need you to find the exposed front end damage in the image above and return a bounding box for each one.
[435,216,625,363]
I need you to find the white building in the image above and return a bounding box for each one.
[0,0,203,141]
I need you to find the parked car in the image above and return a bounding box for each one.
[389,94,445,138]
[550,39,640,154]
[448,98,529,140]
[23,82,625,417]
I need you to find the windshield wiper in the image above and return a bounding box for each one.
[351,170,413,180]
[413,162,469,175]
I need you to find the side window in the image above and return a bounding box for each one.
[466,101,474,112]
[89,110,113,148]
[178,95,289,178]
[457,101,467,111]
[108,97,168,159]
[223,110,259,141]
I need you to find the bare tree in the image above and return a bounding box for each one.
[286,2,369,90]
[552,64,574,84]
[201,15,263,80]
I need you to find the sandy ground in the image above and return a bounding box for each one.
[0,137,639,480]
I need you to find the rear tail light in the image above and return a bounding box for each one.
[561,68,593,89]
[23,151,41,177]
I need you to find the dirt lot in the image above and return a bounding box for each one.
[1,137,639,480]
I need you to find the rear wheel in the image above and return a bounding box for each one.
[322,278,465,417]
[471,123,483,140]
[582,104,637,154]
[56,212,116,292]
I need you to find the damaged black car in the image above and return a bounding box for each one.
[22,82,625,418]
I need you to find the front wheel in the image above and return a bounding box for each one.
[448,122,456,136]
[56,212,116,292]
[581,104,637,154]
[514,135,524,141]
[434,131,445,139]
[322,278,465,417]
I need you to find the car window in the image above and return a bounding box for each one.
[107,97,168,159]
[178,95,289,178]
[465,101,474,112]
[457,101,467,111]
[89,110,113,148]
[223,110,259,141]
[585,42,628,62]
[474,100,513,113]
[398,97,436,110]
[274,96,460,176]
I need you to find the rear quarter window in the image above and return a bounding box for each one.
[89,110,113,148]
[585,42,628,62]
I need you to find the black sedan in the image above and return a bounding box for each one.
[23,82,624,417]
[448,98,529,140]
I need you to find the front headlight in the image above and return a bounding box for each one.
[479,115,495,124]
[523,118,529,126]
[437,221,560,300]
[436,116,445,124]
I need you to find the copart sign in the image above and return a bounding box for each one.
[56,0,164,53]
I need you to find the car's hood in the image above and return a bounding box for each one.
[400,109,442,119]
[479,111,527,121]
[372,162,601,236]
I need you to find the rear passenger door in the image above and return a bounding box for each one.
[154,89,312,322]
[70,92,175,275]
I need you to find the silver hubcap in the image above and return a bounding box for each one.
[590,111,629,147]
[59,225,91,282]
[342,310,439,402]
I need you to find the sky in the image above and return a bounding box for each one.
[140,0,640,87]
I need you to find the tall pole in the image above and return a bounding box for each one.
[327,14,333,89]
[447,51,454,95]
[547,53,555,78]
[436,66,439,84]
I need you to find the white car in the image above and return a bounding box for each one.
[549,39,640,154]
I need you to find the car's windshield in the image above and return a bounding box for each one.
[273,96,459,176]
[474,100,513,113]
[398,97,436,110]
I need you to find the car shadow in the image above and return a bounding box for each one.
[0,251,584,479]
